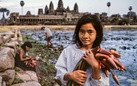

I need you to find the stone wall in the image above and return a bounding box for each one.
[0,30,41,86]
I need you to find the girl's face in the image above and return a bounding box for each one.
[79,23,97,47]
[25,46,30,51]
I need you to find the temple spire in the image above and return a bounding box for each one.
[74,3,79,13]
[58,0,63,9]
[38,8,43,15]
[45,5,48,14]
[49,1,54,14]
[66,6,70,12]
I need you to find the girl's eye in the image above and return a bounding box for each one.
[80,30,84,33]
[89,31,93,33]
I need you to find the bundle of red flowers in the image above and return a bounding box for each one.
[67,47,126,86]
[25,58,37,68]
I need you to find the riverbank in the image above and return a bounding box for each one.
[22,34,63,86]
[0,25,137,32]
[1,26,136,86]
[22,30,137,86]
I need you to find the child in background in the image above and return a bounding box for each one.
[15,41,41,79]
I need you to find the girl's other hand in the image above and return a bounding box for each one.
[82,49,100,79]
[28,56,32,59]
[82,49,99,67]
[70,70,87,85]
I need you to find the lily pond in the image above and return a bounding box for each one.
[22,29,137,86]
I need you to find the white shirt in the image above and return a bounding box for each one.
[55,44,109,86]
[44,27,52,37]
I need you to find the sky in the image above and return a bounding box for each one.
[0,0,137,19]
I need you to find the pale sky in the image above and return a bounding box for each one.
[0,0,137,19]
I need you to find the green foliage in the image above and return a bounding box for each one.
[111,17,119,24]
[21,34,61,86]
[12,78,24,84]
[0,31,7,33]
[101,12,107,17]
[118,18,129,25]
[0,8,9,12]
[22,35,34,42]
[41,63,56,75]
[39,63,56,86]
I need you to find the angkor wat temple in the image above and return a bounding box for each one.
[9,0,89,25]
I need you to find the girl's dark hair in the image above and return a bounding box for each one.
[21,41,33,51]
[73,14,103,48]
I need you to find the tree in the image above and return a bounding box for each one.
[107,2,111,16]
[118,18,129,25]
[129,6,132,12]
[128,6,132,24]
[111,17,119,24]
[100,12,108,22]
[20,1,25,15]
[0,8,10,26]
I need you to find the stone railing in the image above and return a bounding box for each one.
[0,29,41,86]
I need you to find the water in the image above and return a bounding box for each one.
[102,31,137,66]
[22,30,137,86]
[102,31,137,86]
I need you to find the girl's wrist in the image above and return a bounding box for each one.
[64,73,73,81]
[91,64,100,80]
[90,62,99,69]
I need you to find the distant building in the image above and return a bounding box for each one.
[110,14,121,19]
[123,11,137,22]
[109,14,122,21]
[9,0,89,25]
[123,11,136,19]
[123,11,137,24]
[109,14,122,25]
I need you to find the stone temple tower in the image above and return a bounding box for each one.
[45,5,49,14]
[66,6,70,12]
[56,0,65,15]
[38,8,43,15]
[57,0,63,10]
[74,3,79,13]
[49,1,55,15]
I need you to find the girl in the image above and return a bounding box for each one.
[15,41,41,79]
[55,14,109,86]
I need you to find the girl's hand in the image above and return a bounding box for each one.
[70,70,87,85]
[82,49,99,67]
[82,49,100,79]
[27,56,32,59]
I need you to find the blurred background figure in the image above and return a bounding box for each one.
[41,27,53,48]
[15,41,41,80]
